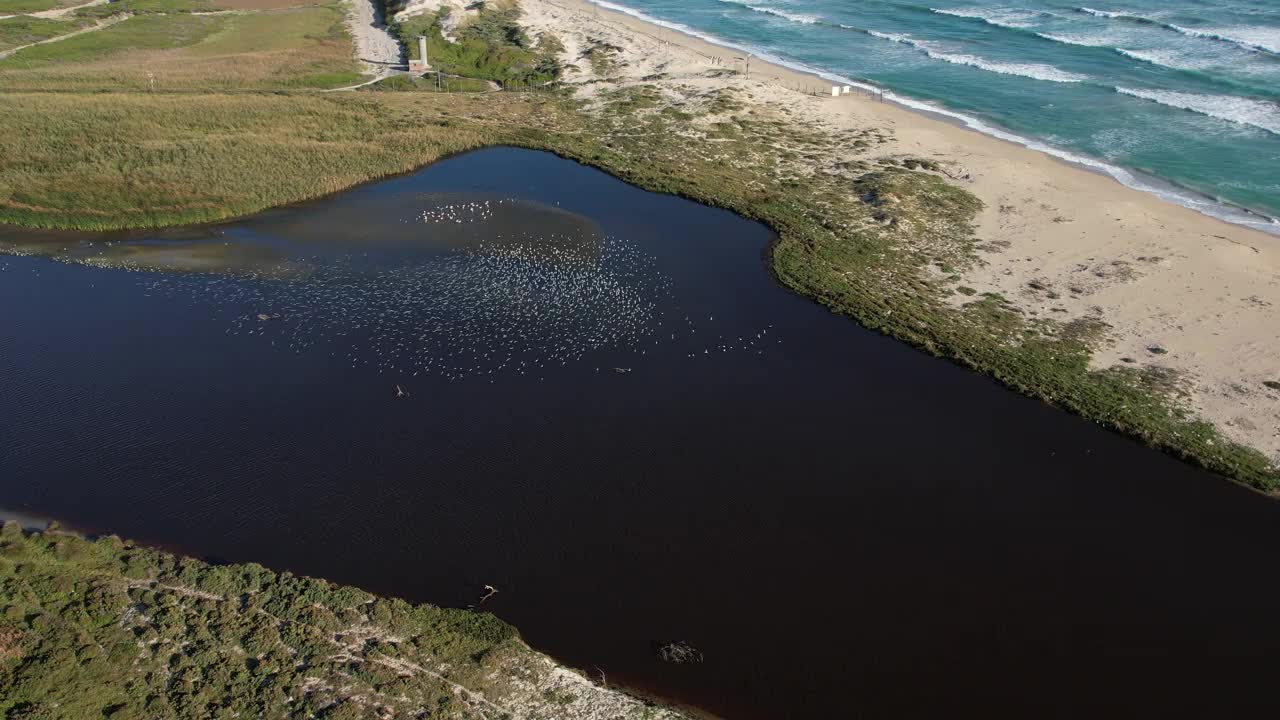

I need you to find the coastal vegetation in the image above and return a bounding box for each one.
[0,521,681,718]
[388,0,562,86]
[0,0,1275,497]
[363,72,493,92]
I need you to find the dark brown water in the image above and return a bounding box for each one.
[2,148,1279,719]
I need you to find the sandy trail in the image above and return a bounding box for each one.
[0,12,126,60]
[15,0,110,19]
[519,0,1280,464]
[344,0,401,76]
[33,0,108,18]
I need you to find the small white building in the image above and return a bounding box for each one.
[409,35,430,73]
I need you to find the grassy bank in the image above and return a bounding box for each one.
[0,521,683,718]
[0,0,1275,493]
[0,92,505,228]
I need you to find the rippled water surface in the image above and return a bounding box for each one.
[588,0,1280,232]
[3,148,1280,719]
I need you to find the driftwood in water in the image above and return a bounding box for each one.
[656,641,703,664]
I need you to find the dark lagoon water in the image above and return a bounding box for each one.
[3,148,1280,719]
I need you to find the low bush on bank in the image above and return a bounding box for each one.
[0,521,521,718]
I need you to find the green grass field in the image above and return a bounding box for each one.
[0,0,64,14]
[0,13,220,67]
[73,0,222,19]
[0,3,363,90]
[0,15,91,52]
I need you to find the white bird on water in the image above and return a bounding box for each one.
[141,205,792,382]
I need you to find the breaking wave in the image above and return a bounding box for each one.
[1077,8,1280,56]
[715,0,819,25]
[1116,87,1280,135]
[931,7,1039,30]
[867,30,1088,83]
[1115,48,1210,72]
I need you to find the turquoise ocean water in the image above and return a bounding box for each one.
[587,0,1280,234]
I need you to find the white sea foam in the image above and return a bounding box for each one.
[587,0,750,47]
[1169,25,1280,55]
[881,90,1280,234]
[1078,7,1280,56]
[1077,6,1125,19]
[715,0,819,25]
[578,1,1280,235]
[867,29,909,44]
[1116,87,1280,135]
[931,7,1039,30]
[1036,31,1112,47]
[1115,48,1212,71]
[928,53,1089,83]
[866,31,1088,83]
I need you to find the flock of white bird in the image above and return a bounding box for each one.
[414,198,509,225]
[126,197,783,383]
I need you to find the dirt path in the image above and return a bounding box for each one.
[27,0,110,19]
[344,0,401,76]
[0,12,126,60]
[323,70,404,92]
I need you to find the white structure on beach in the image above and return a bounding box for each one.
[409,35,430,73]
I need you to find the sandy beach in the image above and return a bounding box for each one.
[509,0,1280,466]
